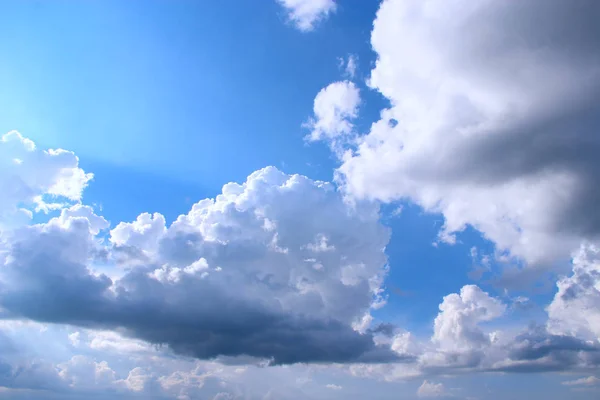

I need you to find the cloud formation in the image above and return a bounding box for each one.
[277,0,336,31]
[4,1,600,395]
[417,380,445,398]
[0,140,397,365]
[329,0,600,269]
[547,245,600,341]
[0,131,91,228]
[433,285,505,351]
[304,81,360,148]
[562,376,600,387]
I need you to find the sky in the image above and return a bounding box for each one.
[0,0,599,399]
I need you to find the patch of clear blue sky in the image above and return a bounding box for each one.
[0,0,383,190]
[0,0,538,330]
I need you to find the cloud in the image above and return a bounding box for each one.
[57,356,118,389]
[304,81,360,146]
[433,285,505,351]
[277,0,336,31]
[547,244,600,341]
[376,284,600,377]
[339,54,358,79]
[0,131,92,228]
[0,136,399,365]
[500,327,600,372]
[417,380,445,397]
[334,0,600,270]
[562,376,600,386]
[325,383,342,390]
[0,358,67,392]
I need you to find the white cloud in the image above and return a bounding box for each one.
[119,367,154,392]
[339,54,358,78]
[68,332,81,347]
[562,376,600,387]
[277,0,336,31]
[304,81,360,145]
[57,355,118,389]
[110,212,167,253]
[547,244,600,341]
[433,285,506,351]
[335,0,600,272]
[325,383,342,390]
[417,380,445,397]
[305,233,335,252]
[86,330,152,354]
[0,131,92,229]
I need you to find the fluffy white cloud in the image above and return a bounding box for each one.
[547,245,600,341]
[305,81,360,145]
[433,285,505,351]
[334,0,600,270]
[57,355,118,389]
[277,0,336,31]
[110,212,167,253]
[85,330,152,354]
[417,380,445,398]
[0,131,92,228]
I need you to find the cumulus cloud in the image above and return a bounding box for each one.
[277,0,336,31]
[433,285,505,351]
[0,131,92,228]
[355,284,600,379]
[0,136,397,365]
[304,81,360,147]
[417,380,445,398]
[334,0,600,271]
[547,245,600,341]
[57,355,118,389]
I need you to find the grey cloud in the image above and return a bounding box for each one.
[0,360,67,392]
[0,168,398,365]
[334,0,600,270]
[428,96,600,239]
[369,323,397,337]
[484,326,600,374]
[509,330,600,362]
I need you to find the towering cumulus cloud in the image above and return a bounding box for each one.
[0,137,396,365]
[335,0,600,268]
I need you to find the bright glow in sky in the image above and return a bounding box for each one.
[1,0,600,399]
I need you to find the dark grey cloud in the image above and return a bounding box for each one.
[369,323,397,337]
[486,326,600,373]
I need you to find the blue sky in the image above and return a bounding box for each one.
[0,0,382,184]
[1,1,600,399]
